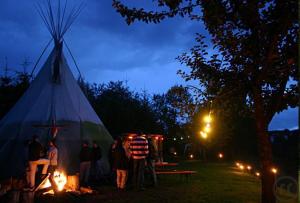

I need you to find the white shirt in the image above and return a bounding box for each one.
[48,146,58,166]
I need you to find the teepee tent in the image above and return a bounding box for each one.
[0,1,113,179]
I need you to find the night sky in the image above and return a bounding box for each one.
[0,0,298,130]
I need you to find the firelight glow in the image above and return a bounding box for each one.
[53,170,67,191]
[218,153,223,158]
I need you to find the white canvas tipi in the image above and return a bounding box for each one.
[0,1,113,179]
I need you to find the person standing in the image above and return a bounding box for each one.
[114,137,129,191]
[147,138,158,187]
[130,133,149,191]
[27,135,49,190]
[79,141,91,186]
[47,139,58,174]
[90,141,102,181]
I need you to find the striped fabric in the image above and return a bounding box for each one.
[130,136,149,159]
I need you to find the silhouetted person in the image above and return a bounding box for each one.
[147,138,158,187]
[26,135,49,190]
[79,141,91,186]
[90,141,102,181]
[113,137,129,190]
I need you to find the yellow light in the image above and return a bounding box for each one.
[53,170,67,191]
[255,172,260,177]
[189,154,194,159]
[239,165,244,170]
[271,168,278,174]
[203,115,212,123]
[236,162,240,167]
[200,131,207,139]
[174,152,177,155]
[218,153,223,158]
[204,125,211,133]
[247,165,252,170]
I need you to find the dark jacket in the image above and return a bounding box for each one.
[114,145,129,170]
[28,140,43,161]
[147,140,158,161]
[92,146,102,162]
[80,146,91,162]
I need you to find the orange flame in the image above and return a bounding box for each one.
[53,170,67,191]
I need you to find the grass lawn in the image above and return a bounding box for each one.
[38,161,262,203]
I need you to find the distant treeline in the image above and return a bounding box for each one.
[0,72,260,161]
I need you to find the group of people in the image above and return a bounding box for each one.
[111,133,158,191]
[24,135,102,191]
[79,141,102,186]
[24,133,157,192]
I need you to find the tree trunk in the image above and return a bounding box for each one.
[253,88,275,203]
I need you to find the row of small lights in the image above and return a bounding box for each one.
[199,115,212,139]
[235,162,278,177]
[173,136,191,141]
[217,153,279,178]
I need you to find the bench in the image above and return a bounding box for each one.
[155,162,178,167]
[156,170,197,182]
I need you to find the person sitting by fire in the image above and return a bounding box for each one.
[79,141,92,187]
[26,135,49,191]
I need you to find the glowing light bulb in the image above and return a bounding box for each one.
[203,115,212,123]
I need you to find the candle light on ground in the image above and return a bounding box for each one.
[271,167,278,174]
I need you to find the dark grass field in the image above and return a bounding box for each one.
[37,161,262,203]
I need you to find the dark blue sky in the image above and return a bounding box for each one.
[0,0,298,130]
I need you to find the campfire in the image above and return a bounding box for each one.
[36,170,92,196]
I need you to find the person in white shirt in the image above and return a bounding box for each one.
[47,139,58,174]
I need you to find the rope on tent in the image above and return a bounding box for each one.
[63,39,82,79]
[30,38,53,78]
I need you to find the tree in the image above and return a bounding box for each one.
[113,1,298,202]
